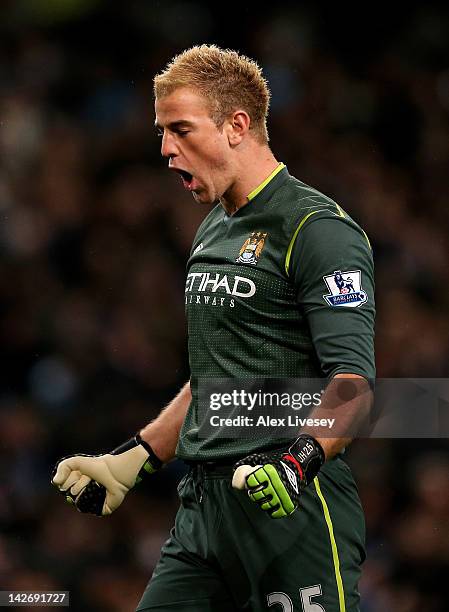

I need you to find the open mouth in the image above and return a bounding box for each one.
[173,168,194,190]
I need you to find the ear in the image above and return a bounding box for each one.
[225,110,251,146]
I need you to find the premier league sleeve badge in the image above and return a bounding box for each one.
[323,270,368,308]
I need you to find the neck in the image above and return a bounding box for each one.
[220,147,279,215]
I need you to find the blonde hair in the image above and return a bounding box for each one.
[154,44,271,144]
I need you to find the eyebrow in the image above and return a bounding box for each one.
[154,120,195,131]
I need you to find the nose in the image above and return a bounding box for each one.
[160,131,179,159]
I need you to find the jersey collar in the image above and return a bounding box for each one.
[247,162,286,202]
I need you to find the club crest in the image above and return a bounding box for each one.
[236,231,268,265]
[323,270,368,308]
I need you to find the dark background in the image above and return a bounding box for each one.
[1,1,448,610]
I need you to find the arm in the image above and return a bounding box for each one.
[233,214,375,517]
[303,373,373,460]
[290,214,375,459]
[139,381,191,463]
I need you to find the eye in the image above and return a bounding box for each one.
[177,130,190,137]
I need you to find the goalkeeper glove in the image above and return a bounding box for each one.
[51,434,162,516]
[232,434,325,518]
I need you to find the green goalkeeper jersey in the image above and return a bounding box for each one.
[177,165,375,461]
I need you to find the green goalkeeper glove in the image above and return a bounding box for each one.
[232,434,325,519]
[51,434,162,516]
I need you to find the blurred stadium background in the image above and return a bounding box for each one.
[1,1,448,610]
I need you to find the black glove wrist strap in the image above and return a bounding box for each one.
[110,434,163,470]
[135,434,163,470]
[288,434,325,486]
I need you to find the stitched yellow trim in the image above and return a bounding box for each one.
[247,162,286,201]
[314,477,346,612]
[335,203,345,217]
[361,229,371,249]
[284,210,321,276]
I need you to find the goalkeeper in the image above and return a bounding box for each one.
[53,45,375,612]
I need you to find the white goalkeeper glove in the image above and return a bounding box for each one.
[51,434,162,516]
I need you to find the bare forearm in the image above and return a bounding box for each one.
[302,374,373,460]
[139,382,191,463]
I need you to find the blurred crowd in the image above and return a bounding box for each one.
[1,2,448,611]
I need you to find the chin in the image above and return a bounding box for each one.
[192,191,214,205]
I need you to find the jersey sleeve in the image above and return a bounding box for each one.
[290,215,375,380]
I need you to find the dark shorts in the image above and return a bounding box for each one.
[136,457,365,611]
